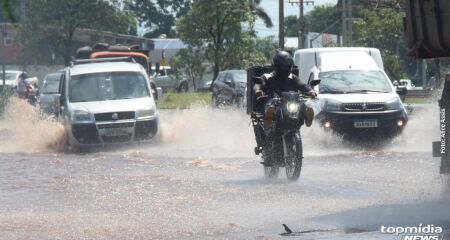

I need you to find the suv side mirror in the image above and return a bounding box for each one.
[309,68,321,87]
[224,79,232,86]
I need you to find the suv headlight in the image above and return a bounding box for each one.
[137,108,155,118]
[71,110,92,122]
[323,99,342,111]
[386,97,402,110]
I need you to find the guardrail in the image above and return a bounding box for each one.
[405,89,433,98]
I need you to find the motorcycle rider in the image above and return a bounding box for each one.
[253,50,316,149]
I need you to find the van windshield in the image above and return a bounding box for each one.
[69,72,149,103]
[42,76,60,94]
[319,70,392,94]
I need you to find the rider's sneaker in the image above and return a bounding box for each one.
[305,107,314,127]
[264,105,275,127]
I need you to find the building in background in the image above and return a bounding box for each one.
[285,32,342,49]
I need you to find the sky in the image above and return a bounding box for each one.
[255,0,338,37]
[138,0,338,38]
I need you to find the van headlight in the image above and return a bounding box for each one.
[385,98,402,110]
[323,99,342,111]
[137,108,155,118]
[71,110,92,122]
[286,102,300,113]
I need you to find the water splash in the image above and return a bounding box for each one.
[0,97,66,153]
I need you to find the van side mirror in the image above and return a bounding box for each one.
[53,95,61,117]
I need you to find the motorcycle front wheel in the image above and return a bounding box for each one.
[283,132,303,181]
[262,148,280,179]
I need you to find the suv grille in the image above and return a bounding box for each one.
[95,111,135,121]
[343,102,385,112]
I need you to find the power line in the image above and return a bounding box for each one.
[287,0,314,49]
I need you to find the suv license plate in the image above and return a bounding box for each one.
[354,119,378,128]
[105,128,128,136]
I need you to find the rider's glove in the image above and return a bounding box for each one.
[308,90,317,98]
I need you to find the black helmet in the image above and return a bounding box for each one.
[272,50,294,79]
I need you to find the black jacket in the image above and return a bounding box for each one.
[257,72,312,98]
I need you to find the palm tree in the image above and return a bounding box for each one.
[250,0,273,28]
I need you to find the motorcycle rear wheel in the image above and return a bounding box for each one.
[284,133,303,181]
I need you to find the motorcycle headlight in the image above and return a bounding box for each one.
[137,108,156,118]
[71,110,92,122]
[323,99,342,112]
[286,101,300,113]
[386,97,402,110]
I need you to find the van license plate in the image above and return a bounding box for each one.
[105,128,128,136]
[354,119,378,128]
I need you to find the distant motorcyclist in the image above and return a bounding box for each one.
[253,50,316,147]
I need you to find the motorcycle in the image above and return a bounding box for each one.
[250,74,320,181]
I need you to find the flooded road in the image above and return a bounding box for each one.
[0,101,449,239]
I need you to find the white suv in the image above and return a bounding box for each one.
[56,57,161,149]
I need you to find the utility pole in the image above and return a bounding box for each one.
[2,24,6,89]
[20,0,26,72]
[279,0,285,49]
[289,0,314,49]
[348,0,353,47]
[342,0,346,46]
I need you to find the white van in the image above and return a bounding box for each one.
[293,48,408,137]
[56,57,161,150]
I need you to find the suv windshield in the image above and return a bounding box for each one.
[233,71,247,83]
[69,71,149,102]
[319,70,392,94]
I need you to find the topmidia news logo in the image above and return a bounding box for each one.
[381,224,444,240]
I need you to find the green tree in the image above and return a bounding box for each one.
[353,8,407,79]
[0,0,14,22]
[304,5,341,34]
[285,15,298,37]
[250,0,273,28]
[285,5,341,38]
[126,0,190,38]
[177,0,256,80]
[254,36,278,64]
[23,0,137,66]
[170,47,206,91]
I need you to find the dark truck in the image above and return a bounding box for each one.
[404,0,450,174]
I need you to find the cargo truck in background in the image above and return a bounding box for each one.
[404,0,450,174]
